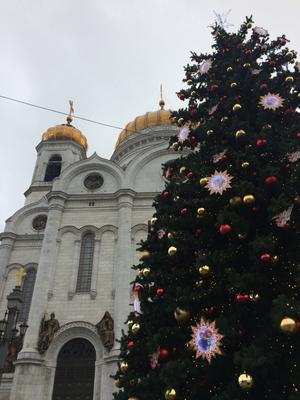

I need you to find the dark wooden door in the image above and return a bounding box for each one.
[52,338,96,400]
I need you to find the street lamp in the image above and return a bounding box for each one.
[0,286,28,376]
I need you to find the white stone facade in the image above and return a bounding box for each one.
[0,123,178,400]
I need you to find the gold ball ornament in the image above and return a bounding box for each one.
[165,389,177,400]
[230,196,242,207]
[238,233,247,240]
[187,79,193,86]
[262,123,272,131]
[128,397,139,400]
[294,196,300,205]
[131,323,140,334]
[280,317,298,334]
[221,116,229,122]
[243,194,255,204]
[246,22,252,28]
[191,91,198,97]
[127,320,134,328]
[179,166,187,174]
[142,267,150,277]
[249,293,260,302]
[233,104,242,111]
[235,129,246,138]
[167,232,174,240]
[272,255,279,264]
[171,142,179,151]
[286,51,294,59]
[199,265,210,276]
[150,217,157,225]
[200,177,209,186]
[285,76,294,83]
[226,66,233,72]
[238,374,254,391]
[120,361,129,372]
[230,82,238,88]
[168,246,177,256]
[196,280,205,288]
[174,307,190,323]
[178,118,184,125]
[207,129,214,136]
[243,63,251,68]
[197,207,206,215]
[241,161,250,168]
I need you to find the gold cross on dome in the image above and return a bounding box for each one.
[67,100,74,124]
[16,268,27,288]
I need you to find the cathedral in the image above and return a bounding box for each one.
[0,101,178,400]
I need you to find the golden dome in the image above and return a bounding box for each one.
[115,102,172,148]
[42,123,88,152]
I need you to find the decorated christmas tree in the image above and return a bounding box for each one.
[113,16,300,400]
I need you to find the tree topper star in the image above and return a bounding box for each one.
[212,10,234,30]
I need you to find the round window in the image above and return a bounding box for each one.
[32,215,48,231]
[84,173,103,190]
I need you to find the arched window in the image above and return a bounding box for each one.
[19,269,37,322]
[44,155,62,182]
[52,338,96,400]
[76,232,95,292]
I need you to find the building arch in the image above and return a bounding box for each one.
[45,322,103,400]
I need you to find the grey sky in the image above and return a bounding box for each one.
[0,0,299,231]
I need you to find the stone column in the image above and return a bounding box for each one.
[112,191,134,345]
[0,233,16,299]
[10,192,66,400]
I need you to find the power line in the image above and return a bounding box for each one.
[0,94,129,132]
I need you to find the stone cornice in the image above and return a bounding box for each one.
[36,140,87,159]
[0,232,17,241]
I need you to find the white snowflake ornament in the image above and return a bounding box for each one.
[205,170,233,195]
[177,126,190,143]
[254,26,269,36]
[198,59,213,75]
[259,93,285,110]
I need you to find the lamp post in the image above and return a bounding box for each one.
[0,286,27,377]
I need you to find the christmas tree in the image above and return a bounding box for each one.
[113,16,300,400]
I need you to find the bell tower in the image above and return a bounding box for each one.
[24,102,88,205]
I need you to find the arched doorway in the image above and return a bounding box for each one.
[52,338,96,400]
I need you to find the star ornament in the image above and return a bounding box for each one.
[177,126,190,142]
[259,93,285,110]
[198,59,213,75]
[189,318,223,364]
[254,26,269,36]
[205,170,233,195]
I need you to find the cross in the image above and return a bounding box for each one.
[16,268,27,288]
[66,100,75,124]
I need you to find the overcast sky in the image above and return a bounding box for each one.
[0,0,299,231]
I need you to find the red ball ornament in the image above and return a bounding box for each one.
[159,348,169,361]
[190,136,197,143]
[256,138,267,147]
[219,224,232,234]
[127,341,134,348]
[190,109,198,116]
[265,176,278,185]
[181,208,188,215]
[133,284,143,292]
[259,83,268,90]
[211,84,219,92]
[220,95,228,101]
[222,48,230,54]
[172,347,177,354]
[269,60,276,67]
[285,107,294,115]
[195,229,202,236]
[245,49,252,55]
[163,191,169,198]
[156,288,164,297]
[261,253,271,262]
[236,294,249,303]
[280,39,287,46]
[296,132,300,138]
[178,92,185,100]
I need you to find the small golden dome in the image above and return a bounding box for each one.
[42,123,88,151]
[115,103,172,148]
